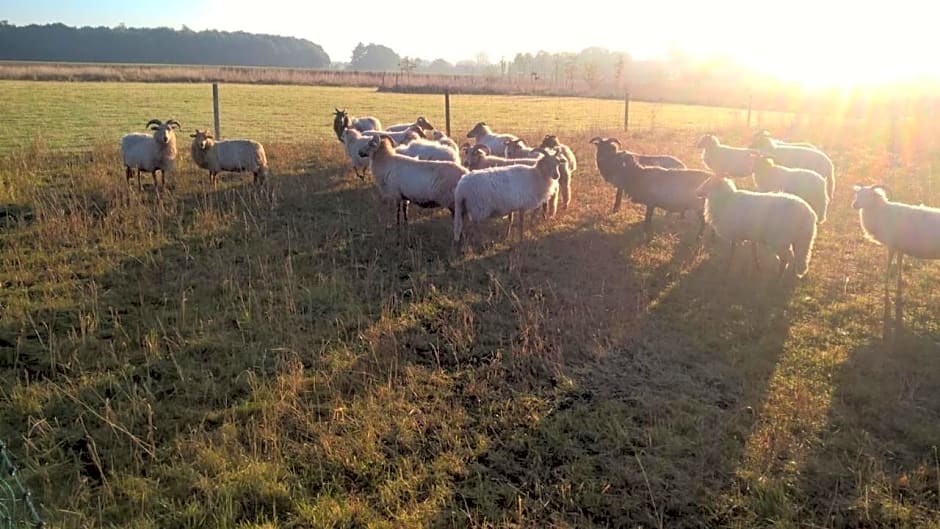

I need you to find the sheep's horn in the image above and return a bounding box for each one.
[145,119,163,129]
[872,184,890,194]
[608,138,622,148]
[588,137,603,145]
[166,119,181,130]
[474,144,491,155]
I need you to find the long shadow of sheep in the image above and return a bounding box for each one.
[428,223,803,528]
[789,334,940,527]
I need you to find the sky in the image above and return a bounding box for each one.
[0,0,935,86]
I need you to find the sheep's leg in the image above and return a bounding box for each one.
[884,249,895,339]
[125,166,132,185]
[505,213,514,240]
[644,205,655,238]
[752,244,761,271]
[696,210,706,239]
[136,169,142,190]
[152,170,160,191]
[896,252,904,335]
[402,201,410,225]
[517,210,525,241]
[612,188,623,213]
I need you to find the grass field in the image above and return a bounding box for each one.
[1,80,940,528]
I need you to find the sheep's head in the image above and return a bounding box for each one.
[753,155,775,173]
[147,119,180,145]
[189,129,214,150]
[751,130,774,146]
[466,122,488,139]
[464,144,490,169]
[415,117,435,131]
[332,108,350,142]
[407,125,427,139]
[852,184,889,210]
[504,138,527,156]
[358,134,394,158]
[539,134,561,149]
[750,135,775,152]
[695,175,735,198]
[696,135,719,149]
[340,127,362,146]
[534,148,563,180]
[589,137,620,156]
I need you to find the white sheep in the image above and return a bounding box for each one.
[697,176,817,278]
[464,144,539,171]
[697,135,758,178]
[358,135,467,225]
[386,116,435,133]
[340,128,373,179]
[453,150,564,245]
[852,184,940,335]
[503,139,541,159]
[751,135,835,199]
[121,118,181,189]
[466,122,520,156]
[538,135,578,210]
[753,157,829,223]
[395,138,460,163]
[332,108,382,142]
[364,125,425,146]
[190,130,269,185]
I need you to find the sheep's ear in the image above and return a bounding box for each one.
[852,185,862,192]
[588,137,602,145]
[190,133,197,138]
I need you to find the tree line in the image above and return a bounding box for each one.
[0,22,331,68]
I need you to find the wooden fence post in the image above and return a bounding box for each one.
[624,92,630,131]
[746,94,753,128]
[444,90,452,137]
[212,82,221,139]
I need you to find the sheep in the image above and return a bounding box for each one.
[190,130,269,185]
[620,152,711,237]
[504,139,541,159]
[697,135,758,178]
[386,116,435,133]
[464,144,539,171]
[750,134,836,199]
[453,149,564,245]
[588,137,686,213]
[753,157,829,223]
[852,184,940,336]
[466,122,520,155]
[332,108,382,142]
[395,138,460,162]
[121,118,181,189]
[358,134,467,225]
[340,128,373,179]
[696,176,817,278]
[430,130,459,151]
[752,130,818,150]
[538,135,578,210]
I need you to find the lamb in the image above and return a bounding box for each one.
[464,144,539,171]
[620,152,712,237]
[752,130,818,150]
[538,135,578,210]
[340,128,373,179]
[750,134,835,199]
[121,118,181,189]
[190,130,269,185]
[503,139,541,159]
[429,130,460,151]
[588,137,686,212]
[395,138,460,162]
[358,135,467,225]
[332,108,382,142]
[386,116,435,133]
[696,176,817,278]
[466,122,520,156]
[753,157,829,223]
[697,135,758,178]
[453,149,564,244]
[852,184,940,337]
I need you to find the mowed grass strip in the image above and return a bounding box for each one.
[0,82,939,528]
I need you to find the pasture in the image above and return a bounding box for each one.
[1,80,939,528]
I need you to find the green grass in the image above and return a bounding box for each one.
[1,81,940,528]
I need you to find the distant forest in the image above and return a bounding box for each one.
[0,22,331,68]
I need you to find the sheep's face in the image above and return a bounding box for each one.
[465,145,489,169]
[504,139,526,156]
[190,130,213,150]
[696,135,718,149]
[467,122,487,139]
[358,136,381,158]
[751,130,773,147]
[589,137,618,157]
[332,109,349,141]
[416,117,435,131]
[852,185,888,210]
[535,153,563,180]
[540,135,561,149]
[750,135,774,151]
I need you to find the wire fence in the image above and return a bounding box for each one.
[0,440,44,529]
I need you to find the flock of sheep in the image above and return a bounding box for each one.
[118,109,940,330]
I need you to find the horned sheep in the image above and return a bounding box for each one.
[121,118,181,189]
